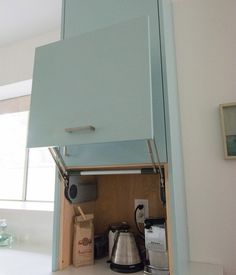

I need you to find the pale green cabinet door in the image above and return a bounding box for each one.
[28,17,153,148]
[62,0,167,163]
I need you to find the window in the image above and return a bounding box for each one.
[0,96,55,202]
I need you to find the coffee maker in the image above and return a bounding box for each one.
[144,218,169,275]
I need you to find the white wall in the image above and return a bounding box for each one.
[0,30,60,251]
[172,1,236,274]
[0,30,60,86]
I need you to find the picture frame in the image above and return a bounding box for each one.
[219,102,236,159]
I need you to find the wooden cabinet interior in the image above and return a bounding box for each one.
[58,165,173,274]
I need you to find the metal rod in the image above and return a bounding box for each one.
[48,147,68,181]
[147,140,158,173]
[152,140,165,187]
[147,139,166,205]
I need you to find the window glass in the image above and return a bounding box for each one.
[0,112,28,200]
[26,148,55,201]
[0,109,55,202]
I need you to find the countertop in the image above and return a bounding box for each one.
[0,248,223,275]
[55,260,143,275]
[0,248,143,275]
[190,262,223,275]
[0,248,52,275]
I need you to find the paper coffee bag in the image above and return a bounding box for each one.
[73,214,94,267]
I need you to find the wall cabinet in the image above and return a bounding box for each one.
[27,0,167,168]
[27,1,189,275]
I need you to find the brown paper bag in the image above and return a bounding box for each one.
[73,214,94,267]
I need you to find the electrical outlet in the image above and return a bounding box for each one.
[134,199,149,223]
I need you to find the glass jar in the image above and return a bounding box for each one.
[0,219,13,247]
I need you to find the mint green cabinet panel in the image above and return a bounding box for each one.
[64,0,159,38]
[28,17,153,148]
[159,1,190,274]
[63,140,152,167]
[63,0,167,163]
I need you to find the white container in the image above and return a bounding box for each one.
[146,247,169,270]
[145,224,167,251]
[145,219,168,270]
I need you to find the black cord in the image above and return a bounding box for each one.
[160,175,166,206]
[134,205,145,239]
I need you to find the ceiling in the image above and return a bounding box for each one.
[0,0,62,47]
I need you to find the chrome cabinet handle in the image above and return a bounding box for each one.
[65,125,95,133]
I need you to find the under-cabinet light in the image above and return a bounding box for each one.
[80,170,142,176]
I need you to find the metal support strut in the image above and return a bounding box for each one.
[147,139,166,205]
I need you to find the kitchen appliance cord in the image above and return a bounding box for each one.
[134,205,145,239]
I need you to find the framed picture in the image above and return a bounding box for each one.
[219,102,236,159]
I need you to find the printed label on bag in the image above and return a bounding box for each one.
[79,237,92,246]
[78,237,92,255]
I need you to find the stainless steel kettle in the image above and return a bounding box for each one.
[110,230,143,273]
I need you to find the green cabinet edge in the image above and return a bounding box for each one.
[159,1,190,274]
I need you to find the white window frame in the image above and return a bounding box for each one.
[0,80,55,204]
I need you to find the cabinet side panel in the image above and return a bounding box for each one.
[164,164,174,275]
[52,2,66,268]
[59,188,75,269]
[159,1,190,275]
[52,174,62,271]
